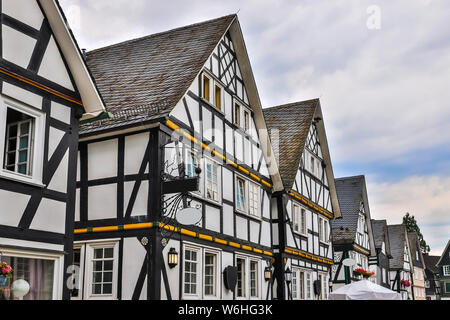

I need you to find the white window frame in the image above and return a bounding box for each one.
[235,254,261,300]
[204,157,221,203]
[82,240,119,300]
[70,244,86,300]
[291,267,307,300]
[182,245,201,299]
[214,82,223,111]
[235,175,247,214]
[292,203,307,236]
[248,181,260,218]
[182,243,221,300]
[0,96,45,187]
[443,265,450,276]
[319,217,329,244]
[0,247,64,300]
[202,73,212,103]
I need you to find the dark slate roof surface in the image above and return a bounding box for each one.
[423,254,440,274]
[331,176,365,243]
[80,14,236,135]
[437,239,450,266]
[408,233,424,268]
[262,100,318,189]
[371,220,388,249]
[387,224,408,269]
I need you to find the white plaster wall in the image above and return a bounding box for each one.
[88,184,117,220]
[225,124,234,157]
[47,127,65,160]
[205,205,221,233]
[124,181,148,217]
[2,82,43,110]
[38,37,75,91]
[2,0,44,30]
[51,101,71,124]
[47,149,68,193]
[214,115,223,149]
[235,215,248,241]
[222,204,234,236]
[260,222,271,247]
[0,189,31,226]
[75,188,80,222]
[221,251,234,300]
[30,198,66,234]
[202,107,212,142]
[124,132,149,175]
[162,239,180,300]
[88,139,118,180]
[122,237,147,300]
[249,220,259,244]
[2,25,37,69]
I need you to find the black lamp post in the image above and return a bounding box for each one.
[264,266,272,282]
[285,267,293,300]
[168,248,178,269]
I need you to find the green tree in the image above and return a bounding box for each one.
[402,213,431,253]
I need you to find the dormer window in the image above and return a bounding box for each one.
[234,103,241,127]
[244,110,249,132]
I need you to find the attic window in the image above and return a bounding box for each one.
[234,103,241,127]
[203,75,211,102]
[244,110,249,132]
[215,85,222,110]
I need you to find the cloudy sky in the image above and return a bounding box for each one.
[59,0,449,255]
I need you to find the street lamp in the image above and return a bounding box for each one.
[285,267,292,284]
[264,267,272,282]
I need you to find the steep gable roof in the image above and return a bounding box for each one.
[387,224,409,269]
[423,254,440,274]
[331,175,375,250]
[263,99,342,217]
[263,99,317,189]
[437,239,450,266]
[371,219,392,257]
[80,14,236,135]
[408,232,424,268]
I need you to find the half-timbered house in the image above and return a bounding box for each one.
[423,253,441,300]
[408,232,426,300]
[369,219,392,288]
[331,176,376,290]
[436,239,450,300]
[387,224,413,300]
[0,0,105,300]
[72,14,287,300]
[263,100,342,300]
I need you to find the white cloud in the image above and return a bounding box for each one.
[368,175,450,255]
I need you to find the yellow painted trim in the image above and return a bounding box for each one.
[124,222,153,230]
[285,247,334,265]
[199,234,213,241]
[264,251,273,257]
[181,229,197,238]
[165,120,272,189]
[253,248,263,254]
[242,245,252,252]
[74,228,88,235]
[215,238,228,245]
[289,191,334,219]
[229,242,241,249]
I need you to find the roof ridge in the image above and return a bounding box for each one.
[88,14,237,55]
[263,98,319,112]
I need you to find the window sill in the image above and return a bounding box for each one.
[0,170,45,188]
[188,191,223,208]
[293,231,308,238]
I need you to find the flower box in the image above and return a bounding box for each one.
[353,268,375,279]
[0,262,13,287]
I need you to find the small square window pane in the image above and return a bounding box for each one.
[103,260,113,271]
[19,137,29,149]
[93,272,102,283]
[8,138,17,151]
[93,284,102,294]
[18,164,27,174]
[20,122,30,134]
[94,249,103,259]
[19,150,28,163]
[8,125,17,137]
[103,284,112,295]
[103,272,113,283]
[104,248,114,258]
[94,261,103,271]
[7,152,16,165]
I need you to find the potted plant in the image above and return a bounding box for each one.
[353,268,375,279]
[400,279,411,288]
[0,262,13,287]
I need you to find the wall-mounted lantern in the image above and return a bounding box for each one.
[168,248,178,269]
[285,267,292,284]
[264,266,272,282]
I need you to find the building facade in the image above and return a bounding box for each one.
[387,224,414,300]
[423,253,441,300]
[263,100,342,300]
[331,176,376,290]
[436,239,450,300]
[0,0,105,300]
[369,220,392,288]
[408,233,426,300]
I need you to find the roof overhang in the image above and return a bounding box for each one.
[39,0,106,119]
[313,102,342,219]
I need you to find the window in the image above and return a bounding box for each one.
[292,268,306,300]
[416,251,419,261]
[319,274,328,300]
[91,247,114,296]
[0,250,61,300]
[248,182,260,217]
[185,151,199,178]
[236,256,260,299]
[183,245,220,299]
[205,159,219,202]
[244,110,250,132]
[250,261,259,298]
[310,156,315,175]
[443,265,450,276]
[71,248,82,299]
[306,272,312,299]
[237,258,246,298]
[215,85,222,110]
[292,204,306,235]
[203,75,211,102]
[236,177,246,212]
[234,103,241,126]
[184,248,199,296]
[446,282,450,293]
[319,217,329,243]
[425,280,430,289]
[204,252,217,297]
[0,97,45,185]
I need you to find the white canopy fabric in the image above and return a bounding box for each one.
[329,280,402,300]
